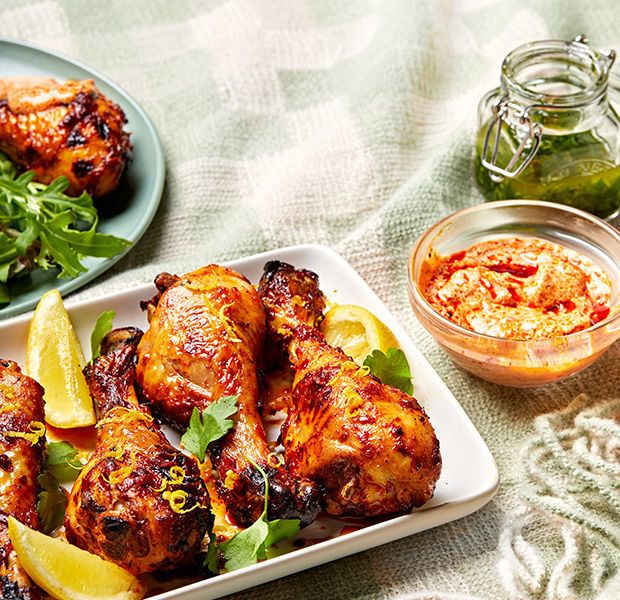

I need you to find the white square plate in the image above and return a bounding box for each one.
[0,244,499,599]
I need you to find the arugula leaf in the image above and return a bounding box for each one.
[203,532,220,575]
[363,348,413,395]
[44,441,84,481]
[220,460,300,571]
[37,470,67,534]
[90,310,116,359]
[181,396,238,462]
[0,153,132,302]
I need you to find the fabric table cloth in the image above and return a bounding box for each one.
[1,1,619,598]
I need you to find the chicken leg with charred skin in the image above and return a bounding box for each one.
[0,78,131,198]
[0,360,44,600]
[259,261,442,518]
[136,266,322,527]
[64,328,211,576]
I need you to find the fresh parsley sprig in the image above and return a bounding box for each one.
[219,459,300,571]
[37,441,84,534]
[180,395,240,574]
[90,309,116,360]
[37,470,68,535]
[0,152,132,302]
[181,396,239,462]
[364,347,413,395]
[44,441,84,480]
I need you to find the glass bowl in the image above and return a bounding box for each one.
[408,200,620,386]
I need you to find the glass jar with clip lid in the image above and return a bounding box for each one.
[476,35,620,219]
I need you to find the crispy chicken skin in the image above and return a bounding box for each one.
[0,360,44,600]
[259,261,442,517]
[0,77,131,198]
[65,328,210,576]
[136,266,322,527]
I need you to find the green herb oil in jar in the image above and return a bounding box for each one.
[476,36,620,220]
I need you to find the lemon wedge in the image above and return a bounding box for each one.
[8,516,144,600]
[321,304,401,365]
[26,289,95,428]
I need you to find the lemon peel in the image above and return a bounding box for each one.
[154,466,186,492]
[266,452,284,468]
[162,489,207,514]
[5,421,46,445]
[224,469,238,490]
[97,407,153,429]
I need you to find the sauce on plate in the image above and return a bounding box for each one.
[420,237,613,340]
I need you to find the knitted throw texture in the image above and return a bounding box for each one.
[1,1,619,598]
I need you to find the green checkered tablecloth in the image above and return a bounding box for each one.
[2,1,619,598]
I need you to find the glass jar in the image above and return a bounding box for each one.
[475,35,620,220]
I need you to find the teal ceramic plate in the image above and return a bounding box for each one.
[0,38,164,319]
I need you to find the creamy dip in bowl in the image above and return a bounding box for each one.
[408,200,620,386]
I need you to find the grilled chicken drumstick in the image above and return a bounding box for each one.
[0,360,44,600]
[65,328,210,576]
[136,266,321,527]
[259,261,442,517]
[0,77,131,198]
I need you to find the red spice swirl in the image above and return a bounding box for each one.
[420,237,613,340]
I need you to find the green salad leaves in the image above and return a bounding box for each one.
[0,152,131,303]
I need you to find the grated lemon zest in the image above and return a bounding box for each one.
[74,450,92,466]
[97,407,153,429]
[162,489,207,514]
[291,296,304,307]
[154,466,186,492]
[0,384,15,400]
[0,403,18,415]
[103,446,125,461]
[201,295,242,343]
[344,387,364,418]
[266,452,284,468]
[5,421,46,445]
[103,449,138,485]
[218,303,242,343]
[223,469,238,490]
[354,365,371,379]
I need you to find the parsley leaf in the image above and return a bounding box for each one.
[37,470,67,534]
[221,516,269,570]
[90,310,116,359]
[363,348,413,395]
[181,396,238,461]
[0,152,131,303]
[44,441,84,481]
[203,532,220,575]
[220,459,300,571]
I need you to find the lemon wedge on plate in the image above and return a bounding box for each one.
[321,304,401,365]
[26,289,95,428]
[8,516,144,600]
